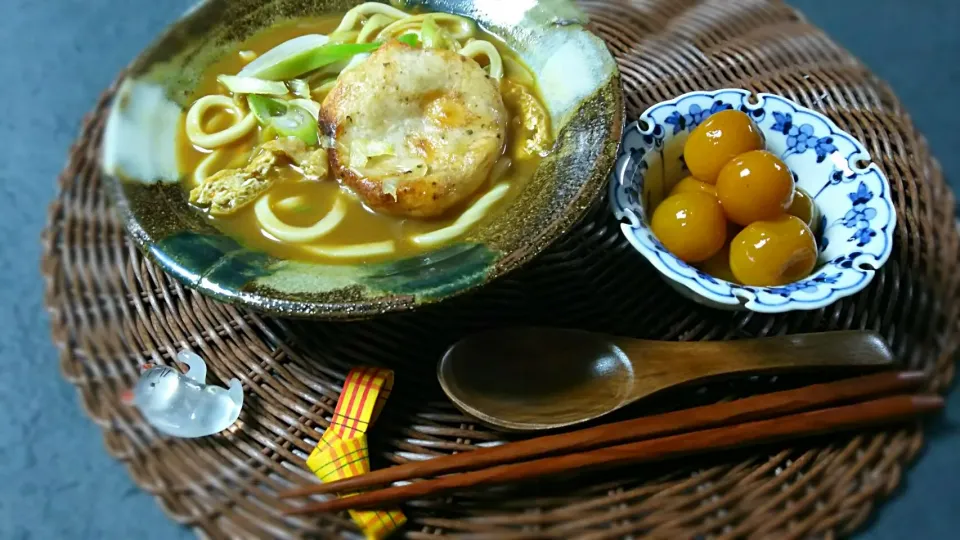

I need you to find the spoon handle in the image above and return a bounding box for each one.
[618,331,895,393]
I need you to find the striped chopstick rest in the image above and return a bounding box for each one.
[304,368,404,539]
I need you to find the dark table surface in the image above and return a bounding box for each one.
[1,1,957,538]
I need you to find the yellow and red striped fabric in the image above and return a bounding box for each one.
[306,368,404,539]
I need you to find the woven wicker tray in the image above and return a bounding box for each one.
[43,0,959,538]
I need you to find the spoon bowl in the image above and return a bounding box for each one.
[438,328,895,431]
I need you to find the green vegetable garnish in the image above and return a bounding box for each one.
[397,33,420,47]
[420,16,457,50]
[421,15,444,49]
[250,42,382,80]
[289,79,311,99]
[216,75,288,95]
[247,95,319,146]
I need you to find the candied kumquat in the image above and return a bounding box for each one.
[683,110,764,184]
[787,186,819,232]
[650,192,727,263]
[716,150,795,226]
[669,176,717,198]
[697,243,737,283]
[729,215,817,286]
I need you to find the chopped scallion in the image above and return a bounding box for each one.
[246,41,382,81]
[289,79,311,99]
[247,95,319,146]
[397,33,420,47]
[216,75,288,95]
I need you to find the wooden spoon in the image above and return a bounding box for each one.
[438,328,896,431]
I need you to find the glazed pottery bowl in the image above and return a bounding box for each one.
[101,0,623,319]
[610,88,895,313]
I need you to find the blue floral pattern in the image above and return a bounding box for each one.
[739,104,766,122]
[642,124,666,147]
[787,123,816,152]
[664,100,732,134]
[842,182,878,247]
[761,273,842,297]
[830,170,857,185]
[814,138,838,162]
[770,111,793,135]
[772,112,839,163]
[610,88,895,313]
[831,251,863,269]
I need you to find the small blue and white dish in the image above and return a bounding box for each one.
[610,88,896,313]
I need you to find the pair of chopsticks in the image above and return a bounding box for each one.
[280,371,939,515]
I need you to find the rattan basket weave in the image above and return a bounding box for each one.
[43,0,959,538]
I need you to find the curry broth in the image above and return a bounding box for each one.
[177,14,549,264]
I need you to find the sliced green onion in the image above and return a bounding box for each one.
[245,41,382,81]
[239,34,328,78]
[216,75,288,95]
[247,95,283,125]
[421,15,443,49]
[420,15,456,50]
[247,95,319,146]
[397,33,420,47]
[289,79,311,99]
[289,98,321,121]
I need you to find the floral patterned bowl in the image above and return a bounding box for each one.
[610,88,895,312]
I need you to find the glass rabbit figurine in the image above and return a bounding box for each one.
[122,350,243,438]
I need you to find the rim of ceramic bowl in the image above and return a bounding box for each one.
[99,0,625,319]
[610,88,896,313]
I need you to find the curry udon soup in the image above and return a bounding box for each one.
[178,2,554,264]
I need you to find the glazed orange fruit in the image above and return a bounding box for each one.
[683,110,764,184]
[729,215,817,286]
[697,243,737,283]
[651,192,727,263]
[787,186,819,231]
[716,150,795,226]
[669,176,717,198]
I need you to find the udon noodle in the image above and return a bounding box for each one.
[178,2,552,264]
[185,95,257,149]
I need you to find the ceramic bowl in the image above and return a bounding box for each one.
[101,0,623,319]
[610,88,895,312]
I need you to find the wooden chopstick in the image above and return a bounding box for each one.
[285,393,942,515]
[280,370,926,499]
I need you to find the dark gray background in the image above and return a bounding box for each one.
[1,1,957,538]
